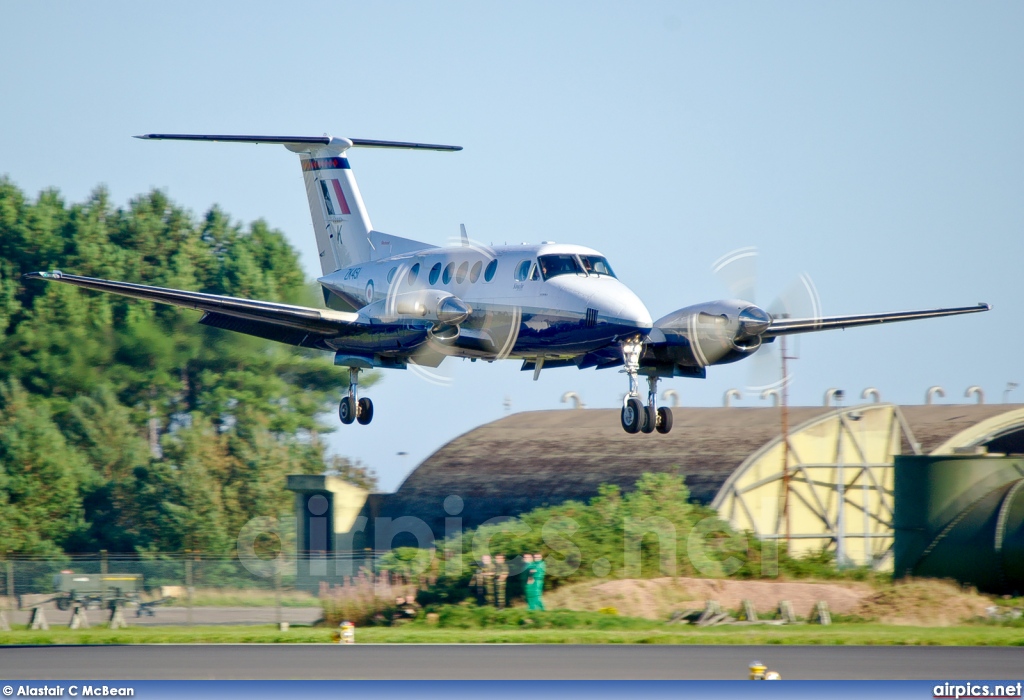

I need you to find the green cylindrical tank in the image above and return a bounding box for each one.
[894,454,1024,594]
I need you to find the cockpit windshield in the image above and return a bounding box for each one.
[579,255,616,278]
[537,254,584,280]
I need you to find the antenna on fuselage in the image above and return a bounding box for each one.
[460,223,469,247]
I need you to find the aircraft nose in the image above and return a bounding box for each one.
[615,294,653,331]
[583,282,652,331]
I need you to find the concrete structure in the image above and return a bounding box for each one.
[287,403,1024,582]
[894,454,1024,593]
[285,475,369,580]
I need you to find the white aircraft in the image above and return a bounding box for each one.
[26,134,991,434]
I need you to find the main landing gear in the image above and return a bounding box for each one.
[339,367,373,426]
[619,337,673,435]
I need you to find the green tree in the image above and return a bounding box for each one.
[0,179,377,555]
[0,380,89,555]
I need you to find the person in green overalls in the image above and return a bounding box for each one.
[523,554,536,609]
[524,552,547,611]
[532,553,546,611]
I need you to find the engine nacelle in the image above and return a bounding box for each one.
[647,299,771,367]
[360,289,471,327]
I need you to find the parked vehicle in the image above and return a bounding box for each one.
[52,571,143,611]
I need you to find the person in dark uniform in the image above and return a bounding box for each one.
[494,554,509,609]
[391,595,421,625]
[481,554,496,606]
[471,555,486,605]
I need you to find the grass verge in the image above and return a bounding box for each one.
[1,623,1023,646]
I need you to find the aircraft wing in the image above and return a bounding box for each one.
[23,270,364,349]
[763,303,991,337]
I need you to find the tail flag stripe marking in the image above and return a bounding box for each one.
[330,179,351,215]
[301,157,351,171]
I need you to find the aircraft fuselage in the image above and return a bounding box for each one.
[318,242,653,361]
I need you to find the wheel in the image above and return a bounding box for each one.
[56,597,71,611]
[339,396,355,425]
[656,406,673,434]
[621,397,644,433]
[640,406,656,433]
[357,397,374,425]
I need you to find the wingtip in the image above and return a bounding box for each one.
[133,134,150,140]
[982,302,992,311]
[22,270,61,281]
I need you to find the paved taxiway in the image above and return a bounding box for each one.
[2,645,1021,680]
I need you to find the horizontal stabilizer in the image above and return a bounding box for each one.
[135,134,462,151]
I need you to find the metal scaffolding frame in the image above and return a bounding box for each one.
[711,403,922,569]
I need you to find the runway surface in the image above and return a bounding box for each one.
[2,644,1022,680]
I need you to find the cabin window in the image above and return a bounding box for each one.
[537,254,583,281]
[579,255,616,278]
[407,262,420,286]
[514,260,532,282]
[484,259,498,282]
[428,262,441,285]
[456,261,469,284]
[442,262,455,284]
[469,260,482,283]
[387,267,396,284]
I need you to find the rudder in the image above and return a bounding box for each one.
[298,147,374,275]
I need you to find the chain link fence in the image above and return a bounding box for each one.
[0,548,389,626]
[0,551,384,607]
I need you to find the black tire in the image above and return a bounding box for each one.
[56,597,71,611]
[621,397,644,433]
[640,405,656,433]
[656,406,674,434]
[339,396,355,425]
[357,397,374,425]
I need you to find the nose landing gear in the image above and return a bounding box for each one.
[619,337,673,435]
[339,367,374,426]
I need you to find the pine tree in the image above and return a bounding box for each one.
[0,180,378,554]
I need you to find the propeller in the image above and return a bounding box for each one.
[712,247,821,393]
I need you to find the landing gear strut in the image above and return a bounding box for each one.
[339,367,373,426]
[620,336,644,433]
[619,336,672,435]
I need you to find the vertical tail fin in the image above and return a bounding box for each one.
[135,134,461,276]
[296,140,374,275]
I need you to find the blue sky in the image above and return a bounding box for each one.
[2,1,1021,491]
